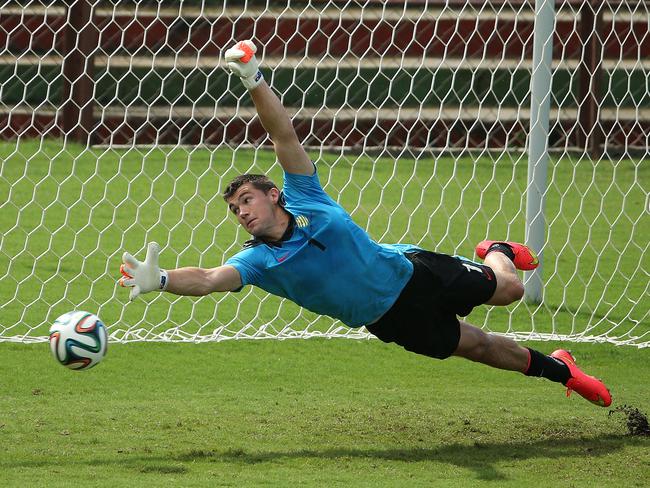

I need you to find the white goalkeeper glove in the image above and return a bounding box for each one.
[224,40,264,90]
[119,242,168,301]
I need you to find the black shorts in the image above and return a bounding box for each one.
[366,251,497,360]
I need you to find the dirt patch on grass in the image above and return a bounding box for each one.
[609,405,650,436]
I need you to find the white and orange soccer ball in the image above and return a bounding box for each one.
[49,311,108,370]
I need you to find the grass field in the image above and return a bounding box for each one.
[0,140,647,342]
[1,340,649,487]
[0,140,648,485]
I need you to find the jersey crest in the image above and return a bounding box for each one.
[295,215,309,228]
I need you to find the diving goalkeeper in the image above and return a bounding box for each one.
[118,40,611,408]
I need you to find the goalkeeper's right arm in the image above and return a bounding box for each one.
[118,242,242,301]
[225,40,313,176]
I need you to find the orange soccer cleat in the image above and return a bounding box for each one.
[550,349,612,407]
[475,240,539,271]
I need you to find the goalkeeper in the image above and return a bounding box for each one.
[118,40,611,408]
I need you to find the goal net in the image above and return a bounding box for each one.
[0,0,648,346]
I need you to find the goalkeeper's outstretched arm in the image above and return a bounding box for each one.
[225,40,313,176]
[118,242,242,301]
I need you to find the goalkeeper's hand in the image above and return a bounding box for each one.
[118,242,168,301]
[224,40,264,90]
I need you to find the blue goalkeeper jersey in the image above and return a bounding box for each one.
[225,166,418,327]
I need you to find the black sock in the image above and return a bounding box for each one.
[524,348,571,384]
[487,242,515,261]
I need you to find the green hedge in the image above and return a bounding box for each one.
[1,64,646,110]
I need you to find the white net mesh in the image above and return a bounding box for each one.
[0,0,648,346]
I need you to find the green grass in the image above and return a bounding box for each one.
[0,139,648,485]
[1,340,649,487]
[0,139,647,342]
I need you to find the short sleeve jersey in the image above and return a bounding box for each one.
[225,167,418,327]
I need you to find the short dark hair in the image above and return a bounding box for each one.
[222,174,279,201]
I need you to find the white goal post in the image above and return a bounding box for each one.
[0,0,648,346]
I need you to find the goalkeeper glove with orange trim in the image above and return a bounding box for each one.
[119,242,168,301]
[224,39,264,90]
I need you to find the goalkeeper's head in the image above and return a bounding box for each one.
[223,174,287,237]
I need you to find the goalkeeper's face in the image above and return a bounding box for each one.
[227,184,283,237]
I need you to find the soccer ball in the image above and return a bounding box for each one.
[49,311,108,370]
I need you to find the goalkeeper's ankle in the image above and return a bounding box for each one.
[486,242,515,261]
[524,348,570,383]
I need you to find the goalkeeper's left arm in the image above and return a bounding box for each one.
[118,242,242,301]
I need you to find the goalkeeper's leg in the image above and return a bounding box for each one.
[367,250,611,407]
[482,250,524,306]
[474,240,541,306]
[453,321,612,407]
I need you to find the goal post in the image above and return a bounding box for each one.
[525,0,555,304]
[0,0,648,347]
